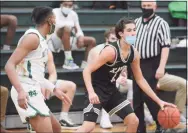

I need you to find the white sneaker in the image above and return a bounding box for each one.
[2,45,10,50]
[100,108,113,129]
[80,60,87,69]
[62,59,79,70]
[180,114,187,124]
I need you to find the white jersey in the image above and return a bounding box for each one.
[16,28,49,81]
[53,8,84,37]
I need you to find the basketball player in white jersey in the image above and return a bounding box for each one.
[5,6,73,133]
[48,0,96,70]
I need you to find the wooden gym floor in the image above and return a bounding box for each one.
[7,123,146,133]
[7,123,187,133]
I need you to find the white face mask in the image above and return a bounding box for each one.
[61,7,71,15]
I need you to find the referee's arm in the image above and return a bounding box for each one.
[156,21,171,79]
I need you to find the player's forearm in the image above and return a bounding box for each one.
[5,63,23,93]
[83,68,95,93]
[136,78,161,104]
[75,23,84,37]
[159,48,169,69]
[48,72,57,83]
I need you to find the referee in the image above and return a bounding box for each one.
[133,1,171,133]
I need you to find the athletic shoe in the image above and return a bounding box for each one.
[59,116,80,130]
[100,108,113,129]
[2,45,10,50]
[155,126,166,133]
[62,59,79,70]
[180,114,187,124]
[27,123,35,133]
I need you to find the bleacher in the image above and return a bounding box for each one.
[0,1,187,129]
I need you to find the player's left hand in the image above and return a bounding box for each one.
[155,67,165,79]
[158,100,176,110]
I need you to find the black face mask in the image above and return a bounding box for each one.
[48,22,55,35]
[108,41,114,44]
[141,8,154,18]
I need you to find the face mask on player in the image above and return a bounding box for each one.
[108,39,117,44]
[108,40,117,44]
[108,41,114,44]
[124,36,136,45]
[48,22,55,35]
[61,7,72,15]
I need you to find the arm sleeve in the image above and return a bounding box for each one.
[74,12,84,37]
[158,20,171,48]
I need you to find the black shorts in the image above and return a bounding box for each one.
[83,84,133,122]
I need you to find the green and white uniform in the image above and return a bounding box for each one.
[11,28,50,123]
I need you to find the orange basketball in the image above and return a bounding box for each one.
[157,106,180,129]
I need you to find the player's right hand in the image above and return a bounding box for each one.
[89,92,100,104]
[17,90,29,110]
[158,100,176,110]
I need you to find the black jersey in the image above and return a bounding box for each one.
[91,41,135,91]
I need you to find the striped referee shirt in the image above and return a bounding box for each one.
[134,15,171,59]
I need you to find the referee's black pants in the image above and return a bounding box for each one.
[133,55,161,133]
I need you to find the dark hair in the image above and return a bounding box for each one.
[115,18,135,39]
[104,27,115,39]
[31,6,53,25]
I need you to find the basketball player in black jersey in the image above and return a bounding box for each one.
[76,18,175,133]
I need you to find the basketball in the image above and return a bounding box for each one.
[157,106,180,129]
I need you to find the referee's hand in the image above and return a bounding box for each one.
[155,67,165,79]
[89,92,100,104]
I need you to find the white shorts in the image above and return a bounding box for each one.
[11,77,50,123]
[47,33,78,53]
